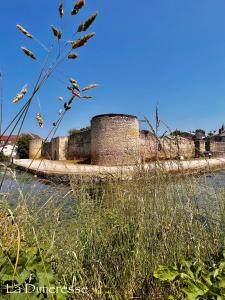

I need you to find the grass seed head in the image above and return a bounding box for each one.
[77,23,84,32]
[83,11,98,31]
[51,26,62,39]
[71,90,81,98]
[58,96,64,101]
[69,78,77,85]
[21,47,36,60]
[12,93,23,104]
[12,84,28,104]
[36,113,44,128]
[67,86,73,91]
[64,102,71,111]
[73,84,80,92]
[82,95,93,99]
[69,78,80,91]
[68,95,75,105]
[58,109,63,115]
[71,0,85,15]
[71,32,96,49]
[20,84,28,95]
[82,83,98,92]
[68,53,78,59]
[59,3,64,17]
[16,24,33,39]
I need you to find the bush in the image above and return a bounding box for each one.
[17,135,32,159]
[0,152,9,162]
[68,126,91,136]
[154,250,225,299]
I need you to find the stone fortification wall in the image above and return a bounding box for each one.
[29,138,43,159]
[209,142,225,157]
[194,140,206,157]
[140,133,195,161]
[91,114,140,166]
[51,136,68,160]
[41,141,52,159]
[139,130,158,161]
[161,137,195,159]
[29,115,198,164]
[67,130,91,161]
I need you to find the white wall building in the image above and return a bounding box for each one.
[0,144,18,158]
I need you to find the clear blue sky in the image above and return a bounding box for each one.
[1,0,225,137]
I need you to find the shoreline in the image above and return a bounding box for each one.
[12,158,225,184]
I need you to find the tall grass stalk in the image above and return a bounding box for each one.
[1,164,225,298]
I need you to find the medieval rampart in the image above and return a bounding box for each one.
[29,114,201,165]
[51,137,68,160]
[29,138,43,159]
[91,114,140,166]
[67,130,91,161]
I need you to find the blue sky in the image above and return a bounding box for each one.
[1,0,225,137]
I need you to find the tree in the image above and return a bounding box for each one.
[195,129,205,135]
[68,126,91,136]
[170,130,185,136]
[17,135,32,158]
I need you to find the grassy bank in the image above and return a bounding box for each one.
[1,168,225,299]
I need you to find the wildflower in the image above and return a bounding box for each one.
[59,3,64,17]
[36,113,44,128]
[21,47,36,60]
[12,84,28,104]
[51,26,62,39]
[68,53,78,59]
[82,83,98,92]
[58,96,63,101]
[16,24,33,39]
[71,32,96,49]
[71,0,85,15]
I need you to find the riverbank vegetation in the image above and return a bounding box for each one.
[0,0,224,298]
[1,168,225,299]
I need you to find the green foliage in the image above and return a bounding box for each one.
[0,243,66,299]
[0,152,9,162]
[17,135,32,159]
[195,129,205,135]
[208,132,214,137]
[52,173,222,299]
[3,167,225,299]
[154,251,225,299]
[68,126,90,136]
[170,130,188,137]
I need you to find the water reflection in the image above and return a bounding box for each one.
[0,169,75,216]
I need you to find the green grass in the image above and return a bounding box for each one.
[1,168,225,299]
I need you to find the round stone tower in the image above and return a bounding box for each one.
[29,138,43,159]
[91,114,140,166]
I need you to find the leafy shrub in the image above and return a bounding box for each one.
[0,209,66,299]
[68,126,91,136]
[0,152,9,162]
[17,135,32,159]
[154,251,225,299]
